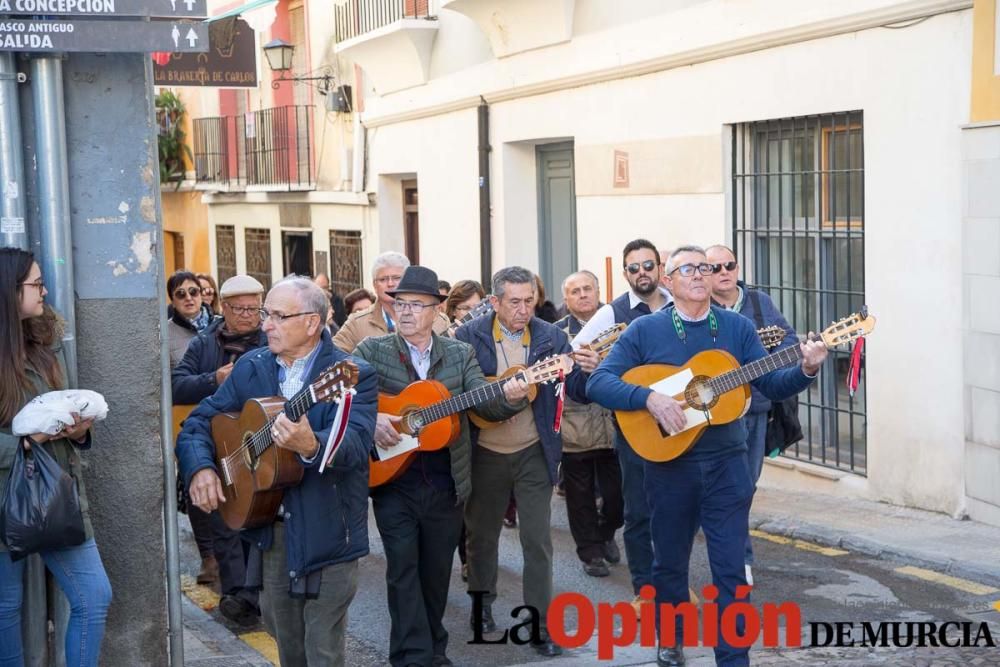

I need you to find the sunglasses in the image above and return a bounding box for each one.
[201,288,215,296]
[711,261,738,273]
[625,260,658,275]
[173,287,201,300]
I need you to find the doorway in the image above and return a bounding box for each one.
[536,142,577,301]
[282,230,313,277]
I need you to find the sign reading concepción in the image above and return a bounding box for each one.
[0,18,209,52]
[0,0,207,18]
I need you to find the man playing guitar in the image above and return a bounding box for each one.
[353,265,529,667]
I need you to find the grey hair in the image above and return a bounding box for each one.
[561,270,599,295]
[491,266,535,300]
[371,251,410,281]
[271,275,331,323]
[665,245,706,275]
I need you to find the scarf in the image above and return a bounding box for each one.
[216,326,261,364]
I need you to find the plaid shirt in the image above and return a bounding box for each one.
[277,342,322,400]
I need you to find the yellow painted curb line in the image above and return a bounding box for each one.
[750,529,848,557]
[180,574,220,611]
[895,566,999,596]
[239,631,280,665]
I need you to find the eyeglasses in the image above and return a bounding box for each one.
[393,299,434,313]
[374,274,404,285]
[258,309,316,322]
[224,303,259,316]
[625,260,658,275]
[668,263,715,277]
[201,288,215,296]
[711,261,738,273]
[20,279,45,290]
[173,287,201,300]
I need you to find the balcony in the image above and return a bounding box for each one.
[193,105,315,193]
[333,0,438,94]
[440,0,575,58]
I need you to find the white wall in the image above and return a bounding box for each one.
[364,7,973,515]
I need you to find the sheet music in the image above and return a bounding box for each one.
[648,368,709,433]
[374,433,420,461]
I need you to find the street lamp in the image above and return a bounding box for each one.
[262,38,335,96]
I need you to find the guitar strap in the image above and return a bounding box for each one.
[670,306,718,343]
[747,289,765,329]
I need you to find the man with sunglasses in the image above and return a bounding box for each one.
[588,245,827,667]
[353,265,529,667]
[572,238,672,610]
[706,245,797,586]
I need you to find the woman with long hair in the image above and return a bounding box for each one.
[196,273,221,316]
[0,247,112,666]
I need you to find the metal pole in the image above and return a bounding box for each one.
[145,51,185,666]
[0,53,27,250]
[30,56,77,388]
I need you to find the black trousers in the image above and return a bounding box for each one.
[372,482,463,667]
[209,512,257,605]
[562,448,624,562]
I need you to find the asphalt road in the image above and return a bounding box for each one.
[180,492,1000,666]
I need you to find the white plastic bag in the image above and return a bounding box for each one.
[11,389,109,437]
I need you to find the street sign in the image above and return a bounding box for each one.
[0,0,207,18]
[0,19,209,52]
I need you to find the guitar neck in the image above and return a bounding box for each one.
[414,372,523,424]
[250,387,316,458]
[708,342,806,394]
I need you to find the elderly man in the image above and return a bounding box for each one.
[334,252,450,352]
[176,276,377,666]
[455,266,594,658]
[588,246,827,667]
[353,265,528,667]
[706,244,797,585]
[554,271,623,578]
[572,239,672,608]
[172,275,267,625]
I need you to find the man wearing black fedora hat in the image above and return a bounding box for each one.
[353,265,530,667]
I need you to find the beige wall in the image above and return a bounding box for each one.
[162,190,211,276]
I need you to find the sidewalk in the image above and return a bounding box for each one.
[750,485,1000,586]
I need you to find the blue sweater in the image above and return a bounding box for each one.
[586,306,814,461]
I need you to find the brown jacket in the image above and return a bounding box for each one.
[333,302,450,353]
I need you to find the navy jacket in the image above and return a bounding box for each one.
[171,319,269,405]
[455,314,587,483]
[175,331,377,580]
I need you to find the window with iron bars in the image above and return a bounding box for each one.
[731,111,866,474]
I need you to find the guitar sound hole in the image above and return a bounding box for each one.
[241,434,258,471]
[685,376,717,411]
[407,413,423,433]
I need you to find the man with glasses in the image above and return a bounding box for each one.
[706,245,797,586]
[177,276,378,666]
[171,275,267,626]
[588,245,827,667]
[353,265,529,667]
[334,251,450,353]
[572,238,672,610]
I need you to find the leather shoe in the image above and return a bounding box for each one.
[470,605,497,634]
[603,539,621,564]
[218,595,259,627]
[582,557,610,577]
[657,644,686,666]
[532,631,563,657]
[196,555,219,585]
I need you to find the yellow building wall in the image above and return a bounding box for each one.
[972,0,1000,121]
[162,189,211,277]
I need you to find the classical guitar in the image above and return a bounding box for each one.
[616,309,875,463]
[211,360,359,530]
[370,355,574,487]
[467,322,625,429]
[446,298,493,337]
[757,325,786,351]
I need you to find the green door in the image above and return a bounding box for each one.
[536,142,577,303]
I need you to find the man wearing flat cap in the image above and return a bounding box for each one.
[172,274,267,626]
[353,266,530,667]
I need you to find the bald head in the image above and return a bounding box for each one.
[562,271,599,321]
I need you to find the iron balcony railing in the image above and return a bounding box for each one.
[334,0,432,43]
[193,105,314,192]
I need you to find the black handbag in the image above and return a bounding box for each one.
[747,289,805,456]
[0,438,86,561]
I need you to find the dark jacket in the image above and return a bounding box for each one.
[353,332,522,503]
[171,319,268,405]
[454,314,587,483]
[175,331,377,580]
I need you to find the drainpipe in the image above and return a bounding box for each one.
[477,97,491,288]
[0,53,27,250]
[31,56,77,388]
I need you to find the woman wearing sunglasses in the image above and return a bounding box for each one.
[167,270,218,370]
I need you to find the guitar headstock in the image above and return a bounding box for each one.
[311,361,360,403]
[757,325,787,351]
[522,355,574,385]
[819,307,876,348]
[447,298,494,336]
[582,322,626,359]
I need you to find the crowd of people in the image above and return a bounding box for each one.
[0,236,824,667]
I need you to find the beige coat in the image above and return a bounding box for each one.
[333,302,450,353]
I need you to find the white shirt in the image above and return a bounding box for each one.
[572,286,673,349]
[406,338,433,380]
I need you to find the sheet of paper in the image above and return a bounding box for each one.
[375,433,420,461]
[648,368,709,433]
